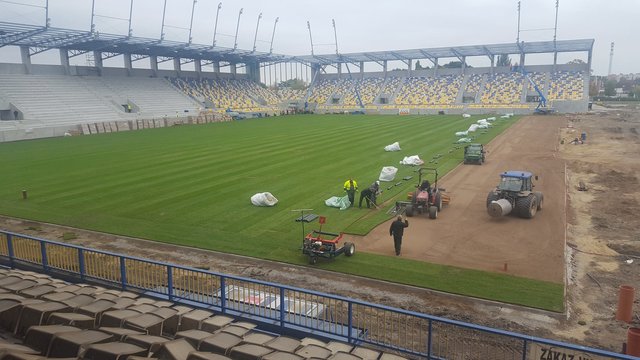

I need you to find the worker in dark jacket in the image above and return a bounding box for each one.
[343,178,358,207]
[389,215,409,256]
[359,181,380,208]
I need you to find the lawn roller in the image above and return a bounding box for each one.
[301,216,355,265]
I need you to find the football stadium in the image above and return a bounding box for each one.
[0,0,638,359]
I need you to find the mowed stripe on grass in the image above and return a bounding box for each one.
[0,114,563,311]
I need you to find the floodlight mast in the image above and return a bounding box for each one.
[212,2,222,47]
[233,8,243,50]
[307,21,314,56]
[252,12,262,52]
[188,0,197,44]
[269,17,279,54]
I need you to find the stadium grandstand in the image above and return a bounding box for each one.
[0,17,593,141]
[2,4,635,360]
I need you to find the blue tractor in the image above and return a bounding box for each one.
[486,171,544,219]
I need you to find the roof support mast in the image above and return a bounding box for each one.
[188,0,197,44]
[268,17,279,55]
[212,2,221,47]
[127,0,134,37]
[553,0,559,65]
[252,12,262,52]
[233,8,243,50]
[160,0,167,40]
[307,21,314,56]
[45,0,50,28]
[90,0,96,33]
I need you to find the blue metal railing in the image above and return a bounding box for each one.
[0,230,635,360]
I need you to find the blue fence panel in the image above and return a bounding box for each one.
[0,230,634,360]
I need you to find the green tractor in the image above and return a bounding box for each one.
[486,171,543,219]
[463,143,485,165]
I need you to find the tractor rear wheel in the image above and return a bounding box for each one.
[515,194,538,218]
[309,256,318,265]
[405,205,414,217]
[344,242,355,257]
[486,191,499,208]
[534,192,544,210]
[434,193,443,211]
[428,206,438,219]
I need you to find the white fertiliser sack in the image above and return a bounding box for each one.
[379,166,398,182]
[455,131,469,137]
[399,155,424,166]
[462,113,471,118]
[457,137,472,143]
[250,192,279,207]
[384,142,401,152]
[467,124,479,132]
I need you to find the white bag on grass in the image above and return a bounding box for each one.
[467,124,479,132]
[462,114,471,118]
[325,195,351,210]
[399,155,424,166]
[384,142,401,152]
[455,131,468,137]
[379,166,398,182]
[250,192,278,206]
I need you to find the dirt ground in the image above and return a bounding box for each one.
[352,116,566,283]
[1,107,639,352]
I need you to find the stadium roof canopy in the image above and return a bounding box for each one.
[297,39,595,65]
[0,21,294,64]
[0,21,593,66]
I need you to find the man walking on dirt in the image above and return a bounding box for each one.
[389,215,409,256]
[343,178,358,207]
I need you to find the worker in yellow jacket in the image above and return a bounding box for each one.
[343,178,358,207]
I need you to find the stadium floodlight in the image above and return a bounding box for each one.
[212,2,222,47]
[252,12,262,52]
[233,8,243,50]
[269,17,278,55]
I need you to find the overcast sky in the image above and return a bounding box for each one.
[0,0,637,75]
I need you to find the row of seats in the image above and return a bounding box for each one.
[395,75,463,106]
[0,267,406,360]
[547,71,584,101]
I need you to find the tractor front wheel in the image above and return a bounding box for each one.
[344,242,355,257]
[309,256,318,265]
[534,192,544,210]
[428,206,438,219]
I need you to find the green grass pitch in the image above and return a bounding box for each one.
[0,114,563,311]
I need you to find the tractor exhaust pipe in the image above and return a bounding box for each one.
[488,199,512,217]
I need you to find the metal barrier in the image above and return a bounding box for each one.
[0,230,634,360]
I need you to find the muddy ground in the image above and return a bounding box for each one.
[1,106,639,352]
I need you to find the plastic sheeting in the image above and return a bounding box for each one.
[250,192,279,206]
[455,131,469,137]
[325,195,351,210]
[457,137,472,143]
[379,166,398,182]
[399,155,424,166]
[477,124,489,129]
[384,142,401,152]
[468,124,479,132]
